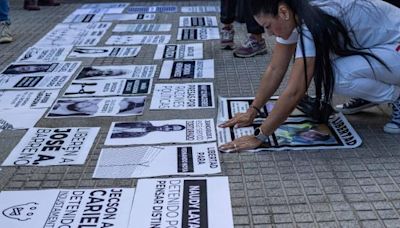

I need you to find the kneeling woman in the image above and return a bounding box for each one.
[219,0,400,152]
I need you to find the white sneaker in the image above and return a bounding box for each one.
[384,98,400,134]
[0,21,13,44]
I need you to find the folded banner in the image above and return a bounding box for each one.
[179,16,218,27]
[69,46,141,58]
[0,188,135,228]
[75,65,156,80]
[113,24,172,32]
[129,177,233,228]
[154,43,203,60]
[17,46,73,62]
[2,127,99,166]
[93,143,221,178]
[105,119,216,145]
[47,96,146,118]
[177,28,220,40]
[217,97,362,151]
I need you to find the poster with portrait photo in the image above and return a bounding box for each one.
[93,143,221,178]
[2,127,100,166]
[63,13,104,23]
[179,16,218,27]
[129,177,233,228]
[126,5,178,13]
[46,96,146,118]
[0,74,69,90]
[181,6,221,13]
[63,79,152,97]
[105,119,216,146]
[75,65,156,80]
[35,22,112,46]
[113,24,172,32]
[0,188,135,228]
[76,3,129,14]
[217,97,362,151]
[177,27,220,40]
[0,109,47,130]
[106,35,171,45]
[16,46,73,62]
[102,14,156,21]
[150,83,214,110]
[154,43,203,60]
[159,60,214,79]
[0,90,59,110]
[1,61,81,76]
[69,46,141,58]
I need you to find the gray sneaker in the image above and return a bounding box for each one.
[220,27,235,50]
[0,21,13,44]
[233,36,267,58]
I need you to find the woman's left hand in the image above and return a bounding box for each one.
[218,135,263,153]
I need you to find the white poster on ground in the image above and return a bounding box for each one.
[76,3,129,14]
[102,14,156,21]
[1,61,81,76]
[17,46,73,62]
[46,96,146,118]
[69,46,141,58]
[63,79,152,97]
[177,27,220,40]
[129,177,234,228]
[159,59,214,79]
[0,109,47,130]
[154,43,203,60]
[63,13,104,23]
[126,5,178,13]
[0,74,69,90]
[150,83,214,110]
[217,97,363,151]
[35,22,111,46]
[0,90,59,110]
[105,119,216,145]
[106,35,171,45]
[75,65,156,80]
[113,24,172,32]
[2,127,99,166]
[0,188,135,228]
[181,6,221,13]
[179,16,218,27]
[93,143,221,178]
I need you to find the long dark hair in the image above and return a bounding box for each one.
[249,0,389,104]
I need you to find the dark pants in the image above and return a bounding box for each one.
[383,0,400,7]
[220,0,264,34]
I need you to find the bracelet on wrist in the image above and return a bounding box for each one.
[249,105,263,115]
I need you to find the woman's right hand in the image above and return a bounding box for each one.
[218,109,257,128]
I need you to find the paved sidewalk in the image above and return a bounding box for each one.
[1,1,400,227]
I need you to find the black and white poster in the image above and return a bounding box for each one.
[93,143,221,178]
[177,27,220,40]
[179,16,218,27]
[154,44,203,60]
[2,127,99,166]
[0,74,69,90]
[63,13,103,23]
[47,96,146,118]
[181,6,221,13]
[75,65,156,80]
[150,83,214,110]
[159,60,214,79]
[69,46,141,58]
[63,79,152,97]
[113,24,172,32]
[17,46,73,62]
[0,188,135,228]
[129,177,234,228]
[126,5,178,13]
[106,35,171,45]
[75,3,129,14]
[217,97,363,151]
[102,14,156,21]
[105,119,216,145]
[0,109,47,130]
[35,22,111,46]
[1,61,81,76]
[0,90,59,110]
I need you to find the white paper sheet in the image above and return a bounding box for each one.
[93,143,221,178]
[47,96,146,118]
[105,119,216,145]
[113,24,172,32]
[75,65,156,80]
[106,35,171,45]
[0,90,59,110]
[102,13,156,21]
[2,127,100,166]
[17,46,73,62]
[181,6,221,13]
[154,43,203,60]
[159,59,214,78]
[68,46,141,58]
[179,16,218,27]
[63,13,104,23]
[0,109,47,130]
[177,27,220,40]
[127,5,178,13]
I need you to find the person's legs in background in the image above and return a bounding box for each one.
[0,0,12,43]
[220,0,236,49]
[24,0,40,11]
